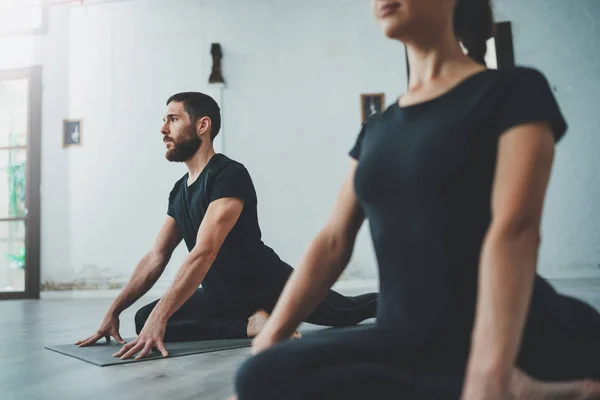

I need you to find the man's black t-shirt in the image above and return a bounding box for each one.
[167,154,292,300]
[349,67,567,355]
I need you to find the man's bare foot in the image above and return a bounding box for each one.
[226,396,238,400]
[581,380,600,399]
[519,380,600,399]
[247,310,270,337]
[511,369,600,399]
[246,309,302,339]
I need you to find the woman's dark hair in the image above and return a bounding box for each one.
[453,0,494,65]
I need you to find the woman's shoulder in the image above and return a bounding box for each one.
[482,65,554,91]
[483,66,567,141]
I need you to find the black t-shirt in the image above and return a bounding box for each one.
[350,67,567,355]
[167,154,292,299]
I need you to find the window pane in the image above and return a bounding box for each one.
[0,78,28,147]
[0,1,43,34]
[0,220,26,292]
[0,149,27,219]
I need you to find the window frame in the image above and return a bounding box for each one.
[0,0,50,38]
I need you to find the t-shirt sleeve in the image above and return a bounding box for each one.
[209,165,255,204]
[167,181,180,217]
[493,68,567,142]
[349,123,367,160]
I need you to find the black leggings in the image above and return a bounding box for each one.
[134,288,377,342]
[234,290,600,400]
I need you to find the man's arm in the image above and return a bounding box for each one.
[76,216,182,347]
[107,216,183,316]
[147,197,244,322]
[114,197,244,359]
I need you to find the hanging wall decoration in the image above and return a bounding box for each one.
[63,119,82,147]
[360,93,385,123]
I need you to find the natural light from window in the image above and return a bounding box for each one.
[0,0,44,34]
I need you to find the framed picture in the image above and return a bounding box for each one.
[405,21,515,77]
[63,119,82,147]
[360,93,385,123]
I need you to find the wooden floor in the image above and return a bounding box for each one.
[1,279,599,400]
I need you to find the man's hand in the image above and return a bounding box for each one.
[112,315,168,360]
[76,312,126,347]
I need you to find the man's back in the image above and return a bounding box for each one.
[168,153,292,298]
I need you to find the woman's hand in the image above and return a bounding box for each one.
[250,330,286,355]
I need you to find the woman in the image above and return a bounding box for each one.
[231,0,600,398]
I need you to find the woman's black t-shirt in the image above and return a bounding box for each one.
[350,67,567,354]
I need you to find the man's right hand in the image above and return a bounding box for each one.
[75,312,126,347]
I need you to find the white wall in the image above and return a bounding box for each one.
[0,5,74,287]
[41,0,400,287]
[41,5,74,285]
[34,0,600,287]
[494,0,600,278]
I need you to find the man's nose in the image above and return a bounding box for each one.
[160,123,169,135]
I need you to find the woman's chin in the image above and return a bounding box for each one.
[379,20,408,40]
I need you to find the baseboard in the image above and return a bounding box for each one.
[40,287,167,300]
[40,275,599,300]
[539,265,600,280]
[40,279,380,300]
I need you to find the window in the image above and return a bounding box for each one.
[0,0,49,37]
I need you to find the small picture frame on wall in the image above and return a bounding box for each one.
[63,119,82,147]
[360,93,385,123]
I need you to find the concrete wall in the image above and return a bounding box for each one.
[494,0,600,278]
[42,0,399,288]
[2,0,598,289]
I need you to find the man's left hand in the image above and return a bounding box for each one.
[113,316,168,360]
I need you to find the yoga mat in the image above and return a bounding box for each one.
[45,337,252,367]
[45,323,375,367]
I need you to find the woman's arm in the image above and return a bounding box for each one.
[462,121,556,398]
[252,161,365,352]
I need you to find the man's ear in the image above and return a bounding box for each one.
[196,116,212,137]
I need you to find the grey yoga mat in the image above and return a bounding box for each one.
[45,337,253,367]
[45,323,374,367]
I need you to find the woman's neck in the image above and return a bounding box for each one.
[404,32,472,90]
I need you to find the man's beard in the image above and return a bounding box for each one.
[165,127,201,162]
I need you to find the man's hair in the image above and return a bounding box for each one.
[166,92,221,141]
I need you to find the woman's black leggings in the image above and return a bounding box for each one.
[134,288,377,342]
[234,288,600,400]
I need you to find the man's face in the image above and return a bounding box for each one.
[160,101,201,162]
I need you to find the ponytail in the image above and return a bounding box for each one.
[453,0,494,65]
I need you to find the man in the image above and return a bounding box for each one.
[76,92,377,360]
